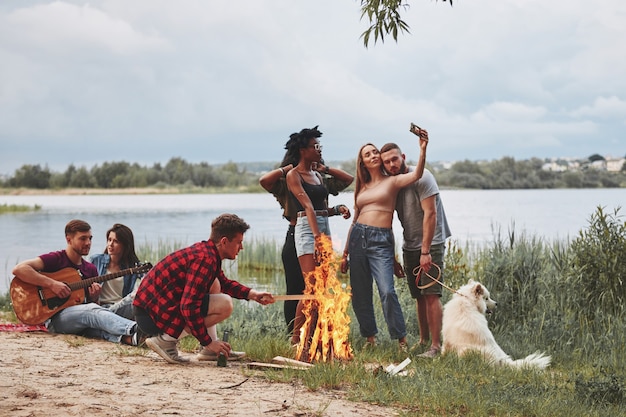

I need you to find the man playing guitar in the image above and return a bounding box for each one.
[11,219,145,345]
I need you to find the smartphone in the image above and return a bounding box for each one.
[409,123,422,137]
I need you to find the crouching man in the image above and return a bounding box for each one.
[133,213,275,364]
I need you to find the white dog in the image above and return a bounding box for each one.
[442,279,551,370]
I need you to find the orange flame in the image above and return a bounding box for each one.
[295,234,353,363]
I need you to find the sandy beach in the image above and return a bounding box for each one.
[0,330,398,417]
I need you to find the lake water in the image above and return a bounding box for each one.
[1,189,623,293]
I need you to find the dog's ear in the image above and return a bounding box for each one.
[473,284,484,298]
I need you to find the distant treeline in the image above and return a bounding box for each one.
[0,158,260,190]
[435,157,626,189]
[1,156,625,190]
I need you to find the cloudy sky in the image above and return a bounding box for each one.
[1,0,625,175]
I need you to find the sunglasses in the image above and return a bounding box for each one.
[309,143,323,151]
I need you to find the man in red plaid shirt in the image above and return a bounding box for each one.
[133,213,275,364]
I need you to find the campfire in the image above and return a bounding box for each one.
[295,234,353,363]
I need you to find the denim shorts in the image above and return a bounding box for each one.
[295,215,330,257]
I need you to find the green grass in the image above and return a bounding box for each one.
[135,238,187,265]
[236,236,282,271]
[0,203,41,214]
[220,206,626,416]
[2,206,624,416]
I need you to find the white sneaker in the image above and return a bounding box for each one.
[197,347,246,361]
[145,335,190,364]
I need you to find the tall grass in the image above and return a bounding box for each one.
[135,238,188,265]
[236,236,282,271]
[0,203,41,214]
[225,205,625,416]
[1,206,624,416]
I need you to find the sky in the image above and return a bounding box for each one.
[0,0,625,176]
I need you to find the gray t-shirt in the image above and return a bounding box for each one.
[395,168,451,251]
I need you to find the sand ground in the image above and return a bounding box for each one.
[3,186,398,416]
[0,331,399,417]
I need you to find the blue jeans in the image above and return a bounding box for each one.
[348,223,407,340]
[102,292,135,320]
[47,303,136,343]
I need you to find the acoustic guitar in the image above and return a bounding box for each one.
[10,263,152,325]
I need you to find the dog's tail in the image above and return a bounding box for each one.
[510,351,551,370]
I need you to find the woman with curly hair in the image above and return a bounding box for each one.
[284,126,353,345]
[260,128,352,336]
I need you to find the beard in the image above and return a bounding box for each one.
[389,161,407,175]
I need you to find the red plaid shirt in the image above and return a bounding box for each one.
[133,240,251,346]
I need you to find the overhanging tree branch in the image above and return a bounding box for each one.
[359,0,453,47]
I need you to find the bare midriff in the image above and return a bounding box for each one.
[356,210,394,228]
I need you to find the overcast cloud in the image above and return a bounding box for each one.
[0,0,625,175]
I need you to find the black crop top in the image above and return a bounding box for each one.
[290,174,329,212]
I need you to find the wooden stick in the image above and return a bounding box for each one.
[271,294,318,301]
[247,362,310,371]
[272,356,314,368]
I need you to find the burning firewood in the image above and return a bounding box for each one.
[294,234,353,363]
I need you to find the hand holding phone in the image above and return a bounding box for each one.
[410,123,428,142]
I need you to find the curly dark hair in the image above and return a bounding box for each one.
[282,125,322,165]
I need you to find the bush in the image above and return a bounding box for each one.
[569,206,626,317]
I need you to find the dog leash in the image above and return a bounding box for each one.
[413,263,465,297]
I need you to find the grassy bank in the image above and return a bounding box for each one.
[1,206,624,416]
[0,203,41,214]
[183,205,626,416]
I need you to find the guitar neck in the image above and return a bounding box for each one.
[67,266,146,291]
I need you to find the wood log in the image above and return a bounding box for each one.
[297,306,319,362]
[272,356,314,368]
[247,362,310,370]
